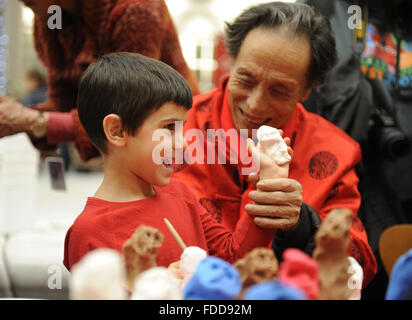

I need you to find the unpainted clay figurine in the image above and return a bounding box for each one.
[234,247,278,289]
[180,246,207,284]
[131,267,182,300]
[313,208,353,300]
[122,225,164,290]
[252,126,291,180]
[257,125,291,166]
[70,248,128,300]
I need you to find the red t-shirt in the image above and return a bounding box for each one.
[63,178,275,271]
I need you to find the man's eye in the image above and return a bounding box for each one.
[240,78,254,86]
[166,123,175,130]
[270,88,289,97]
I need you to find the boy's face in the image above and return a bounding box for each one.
[124,102,188,187]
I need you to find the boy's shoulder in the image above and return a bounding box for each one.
[63,199,113,270]
[68,198,111,236]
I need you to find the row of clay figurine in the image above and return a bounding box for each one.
[69,208,412,300]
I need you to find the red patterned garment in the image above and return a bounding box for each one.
[24,0,199,160]
[173,77,377,286]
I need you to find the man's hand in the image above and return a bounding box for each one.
[245,130,302,231]
[0,96,39,138]
[246,178,303,230]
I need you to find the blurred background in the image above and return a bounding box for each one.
[5,0,295,97]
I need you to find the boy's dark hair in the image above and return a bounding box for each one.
[224,1,337,88]
[77,52,193,153]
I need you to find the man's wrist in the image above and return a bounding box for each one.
[279,205,304,237]
[272,203,322,262]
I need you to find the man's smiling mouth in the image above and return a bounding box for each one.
[239,108,272,126]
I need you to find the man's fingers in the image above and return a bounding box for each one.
[245,203,295,218]
[248,190,301,205]
[248,172,260,186]
[247,138,255,155]
[256,178,302,192]
[282,136,293,158]
[287,146,293,158]
[253,216,295,230]
[247,138,259,161]
[247,138,261,174]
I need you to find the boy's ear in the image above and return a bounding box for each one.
[103,114,126,147]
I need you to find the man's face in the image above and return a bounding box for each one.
[228,26,312,138]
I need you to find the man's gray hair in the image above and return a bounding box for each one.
[224,1,337,88]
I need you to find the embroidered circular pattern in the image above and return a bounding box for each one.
[350,241,364,268]
[308,151,338,180]
[352,216,365,233]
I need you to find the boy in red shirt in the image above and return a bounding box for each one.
[63,52,290,271]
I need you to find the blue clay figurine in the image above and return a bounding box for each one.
[385,249,412,300]
[183,256,242,300]
[243,280,307,300]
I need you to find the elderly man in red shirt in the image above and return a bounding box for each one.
[172,2,377,287]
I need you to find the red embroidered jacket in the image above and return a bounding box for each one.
[173,78,377,286]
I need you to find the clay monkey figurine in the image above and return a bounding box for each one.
[234,247,279,290]
[122,225,164,290]
[313,208,353,300]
